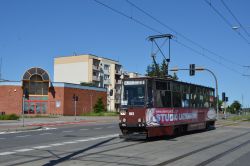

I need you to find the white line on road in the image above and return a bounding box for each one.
[39,133,52,135]
[0,127,57,135]
[107,126,115,128]
[62,130,73,133]
[94,128,102,130]
[80,128,89,131]
[50,143,65,146]
[33,146,51,149]
[0,133,119,156]
[15,149,33,152]
[62,141,77,144]
[0,138,6,140]
[0,152,16,156]
[16,135,31,138]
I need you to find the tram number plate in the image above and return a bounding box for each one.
[129,112,134,116]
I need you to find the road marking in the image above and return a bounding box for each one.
[50,143,64,146]
[16,135,31,138]
[0,138,6,140]
[80,128,89,131]
[63,141,77,144]
[0,152,16,156]
[33,145,51,149]
[0,133,119,156]
[0,127,57,135]
[107,126,115,128]
[15,149,33,152]
[39,133,52,135]
[94,128,102,130]
[62,130,73,133]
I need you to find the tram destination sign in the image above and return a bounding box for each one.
[124,80,145,85]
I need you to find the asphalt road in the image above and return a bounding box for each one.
[0,121,249,166]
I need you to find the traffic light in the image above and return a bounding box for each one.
[222,92,226,102]
[73,94,79,101]
[225,97,228,102]
[190,64,195,76]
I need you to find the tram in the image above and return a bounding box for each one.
[119,77,216,139]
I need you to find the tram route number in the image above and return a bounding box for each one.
[129,112,134,116]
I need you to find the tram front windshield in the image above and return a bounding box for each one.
[122,82,145,107]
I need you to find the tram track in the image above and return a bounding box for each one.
[196,139,250,166]
[155,130,250,166]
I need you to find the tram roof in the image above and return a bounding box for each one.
[122,76,214,90]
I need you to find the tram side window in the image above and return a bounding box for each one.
[173,92,182,108]
[190,86,196,108]
[147,80,153,107]
[182,93,190,107]
[204,89,210,108]
[155,81,171,107]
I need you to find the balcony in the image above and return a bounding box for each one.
[92,76,100,81]
[115,70,122,75]
[115,80,122,84]
[115,89,121,94]
[115,94,121,103]
[92,65,100,71]
[104,79,111,85]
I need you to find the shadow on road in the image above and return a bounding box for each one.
[42,137,116,166]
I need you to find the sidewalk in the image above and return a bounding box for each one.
[0,116,119,132]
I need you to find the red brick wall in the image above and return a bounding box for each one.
[63,88,107,116]
[0,86,22,115]
[0,84,107,116]
[48,86,64,115]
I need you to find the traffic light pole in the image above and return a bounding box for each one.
[201,68,219,120]
[74,100,76,120]
[170,67,219,120]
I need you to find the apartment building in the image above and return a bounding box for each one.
[54,54,122,111]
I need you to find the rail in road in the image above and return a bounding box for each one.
[155,130,250,166]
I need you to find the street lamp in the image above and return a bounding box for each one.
[170,67,219,120]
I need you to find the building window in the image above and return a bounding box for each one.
[104,74,110,80]
[104,64,110,71]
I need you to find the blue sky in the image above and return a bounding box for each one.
[0,0,250,107]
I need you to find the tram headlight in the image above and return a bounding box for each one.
[120,110,126,116]
[138,118,142,123]
[122,118,126,122]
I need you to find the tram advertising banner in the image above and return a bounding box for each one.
[146,108,209,126]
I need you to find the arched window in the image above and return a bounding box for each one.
[22,67,50,96]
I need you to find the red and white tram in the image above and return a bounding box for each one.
[119,77,216,139]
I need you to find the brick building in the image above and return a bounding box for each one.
[0,67,107,116]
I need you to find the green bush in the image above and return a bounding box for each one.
[0,114,19,120]
[93,97,106,113]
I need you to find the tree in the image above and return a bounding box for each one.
[160,59,168,77]
[172,72,179,81]
[229,100,241,114]
[146,60,160,77]
[80,82,95,87]
[93,97,106,113]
